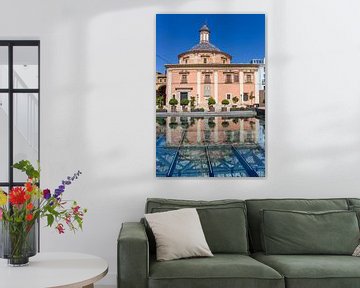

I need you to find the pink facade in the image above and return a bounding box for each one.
[165,25,260,110]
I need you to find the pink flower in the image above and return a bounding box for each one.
[56,223,65,234]
[72,205,80,215]
[0,208,3,220]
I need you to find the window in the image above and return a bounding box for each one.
[234,73,239,83]
[203,58,207,64]
[204,85,211,97]
[226,94,231,100]
[181,74,187,84]
[185,59,188,64]
[243,93,249,101]
[204,74,211,84]
[0,40,40,190]
[223,59,226,64]
[225,74,232,84]
[180,92,188,101]
[246,74,252,83]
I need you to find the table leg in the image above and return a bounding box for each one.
[82,284,94,288]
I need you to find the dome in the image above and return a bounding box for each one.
[177,24,232,61]
[199,24,210,32]
[189,42,221,52]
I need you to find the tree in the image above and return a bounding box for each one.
[221,99,230,107]
[208,97,216,107]
[180,99,190,107]
[156,85,166,108]
[169,98,178,107]
[232,96,239,106]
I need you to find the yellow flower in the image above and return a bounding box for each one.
[0,190,7,206]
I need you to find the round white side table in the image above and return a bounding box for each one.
[0,252,108,288]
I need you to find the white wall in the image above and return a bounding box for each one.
[1,0,360,285]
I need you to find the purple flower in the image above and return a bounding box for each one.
[43,189,51,200]
[54,170,82,199]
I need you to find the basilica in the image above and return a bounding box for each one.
[164,24,261,110]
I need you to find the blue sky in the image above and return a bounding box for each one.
[156,14,265,73]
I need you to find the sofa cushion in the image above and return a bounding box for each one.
[145,208,213,261]
[146,198,249,254]
[246,198,349,252]
[261,209,359,255]
[252,252,360,288]
[348,204,360,229]
[347,198,360,207]
[149,254,284,288]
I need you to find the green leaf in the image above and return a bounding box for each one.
[12,160,40,180]
[47,214,54,227]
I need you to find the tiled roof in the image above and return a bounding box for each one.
[189,42,221,52]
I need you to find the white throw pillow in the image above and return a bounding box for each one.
[145,208,213,261]
[353,244,360,256]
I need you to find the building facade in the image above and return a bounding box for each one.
[165,25,260,110]
[250,58,265,107]
[156,72,166,90]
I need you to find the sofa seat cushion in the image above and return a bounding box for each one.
[149,254,284,288]
[252,252,360,288]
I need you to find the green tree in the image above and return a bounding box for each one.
[221,99,230,107]
[180,99,190,106]
[208,97,216,107]
[169,98,178,107]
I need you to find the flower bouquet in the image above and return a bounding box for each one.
[0,160,87,266]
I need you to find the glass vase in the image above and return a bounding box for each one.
[0,220,37,266]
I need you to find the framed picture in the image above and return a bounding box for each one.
[156,14,265,177]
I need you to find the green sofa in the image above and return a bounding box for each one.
[118,198,360,288]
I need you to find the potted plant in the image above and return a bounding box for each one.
[232,96,239,107]
[0,160,86,266]
[156,96,167,112]
[221,99,230,112]
[180,99,190,112]
[169,98,178,112]
[208,97,216,112]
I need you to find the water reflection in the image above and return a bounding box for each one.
[156,116,265,177]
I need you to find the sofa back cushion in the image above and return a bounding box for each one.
[246,198,349,252]
[348,198,360,207]
[261,209,359,255]
[145,198,249,254]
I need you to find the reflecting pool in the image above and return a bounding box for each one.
[156,116,265,177]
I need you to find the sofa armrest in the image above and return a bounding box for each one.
[118,222,149,288]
